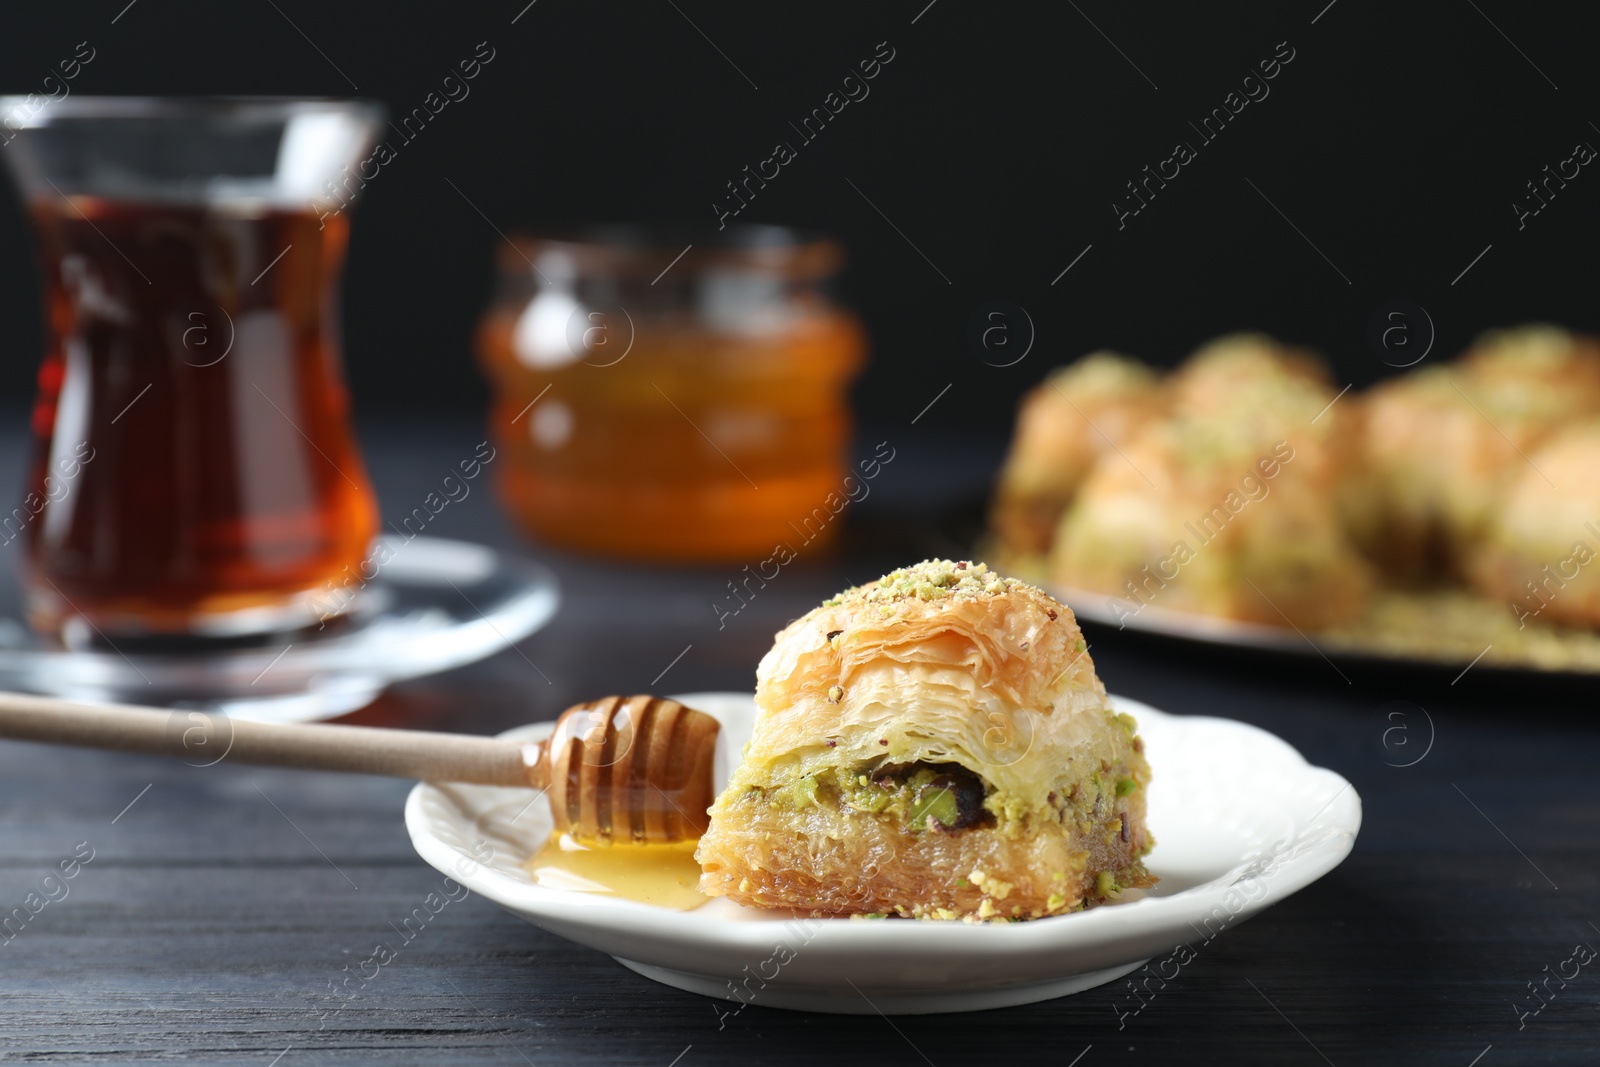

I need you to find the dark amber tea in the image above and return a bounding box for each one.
[20,199,376,639]
[0,98,385,642]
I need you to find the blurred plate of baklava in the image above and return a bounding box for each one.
[983,326,1600,677]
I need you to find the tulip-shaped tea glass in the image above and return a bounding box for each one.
[0,98,382,645]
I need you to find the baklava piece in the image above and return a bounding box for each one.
[1167,332,1334,422]
[1051,335,1371,628]
[696,560,1153,920]
[1050,416,1374,629]
[1468,420,1600,628]
[989,353,1165,560]
[1358,325,1600,578]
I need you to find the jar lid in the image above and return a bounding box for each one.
[498,224,844,283]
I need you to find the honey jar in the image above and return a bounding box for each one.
[477,227,866,561]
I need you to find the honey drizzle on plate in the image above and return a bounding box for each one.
[525,834,710,910]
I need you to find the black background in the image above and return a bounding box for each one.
[0,0,1597,431]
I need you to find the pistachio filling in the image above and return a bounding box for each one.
[765,762,993,833]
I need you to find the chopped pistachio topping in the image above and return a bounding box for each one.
[984,876,1015,900]
[1044,353,1160,408]
[823,559,1046,608]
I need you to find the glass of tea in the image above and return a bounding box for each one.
[0,98,382,644]
[477,226,867,561]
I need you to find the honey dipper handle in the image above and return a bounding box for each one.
[0,690,545,787]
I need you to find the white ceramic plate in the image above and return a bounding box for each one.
[405,692,1360,1015]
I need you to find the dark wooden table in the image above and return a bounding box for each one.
[0,417,1594,1065]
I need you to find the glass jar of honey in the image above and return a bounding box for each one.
[477,227,866,561]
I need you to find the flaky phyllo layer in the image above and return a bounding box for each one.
[696,560,1154,920]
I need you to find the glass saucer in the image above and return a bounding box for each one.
[0,537,559,722]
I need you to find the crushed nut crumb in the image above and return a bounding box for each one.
[821,559,1046,607]
[826,685,844,703]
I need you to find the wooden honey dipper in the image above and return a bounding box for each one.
[0,692,720,844]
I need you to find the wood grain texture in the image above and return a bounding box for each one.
[0,421,1595,1065]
